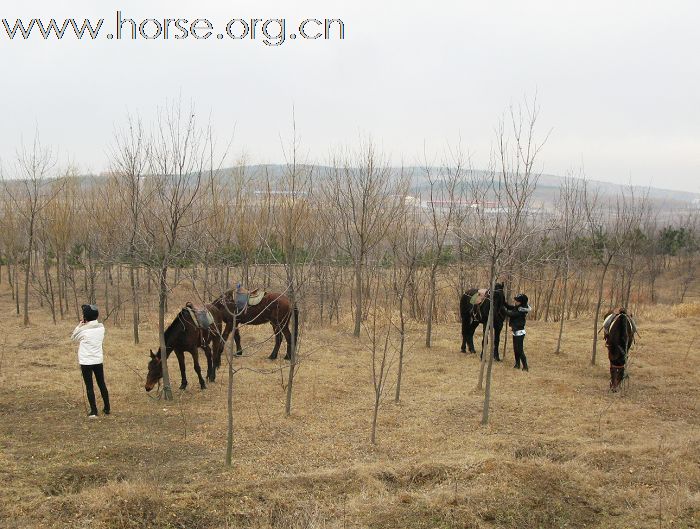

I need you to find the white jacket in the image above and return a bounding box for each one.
[71,321,105,365]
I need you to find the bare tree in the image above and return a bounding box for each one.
[323,140,406,337]
[1,132,62,326]
[365,267,398,444]
[422,148,463,347]
[272,114,319,416]
[141,100,212,400]
[109,114,151,344]
[554,173,584,354]
[456,101,547,425]
[583,184,647,365]
[389,185,426,402]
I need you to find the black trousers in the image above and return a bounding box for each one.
[512,334,528,369]
[81,363,110,415]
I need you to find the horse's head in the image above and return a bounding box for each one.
[491,283,506,305]
[606,311,634,392]
[144,349,163,392]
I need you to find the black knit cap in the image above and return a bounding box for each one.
[514,293,529,305]
[81,304,99,322]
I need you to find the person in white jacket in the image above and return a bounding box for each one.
[71,304,110,418]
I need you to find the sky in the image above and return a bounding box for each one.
[1,0,698,193]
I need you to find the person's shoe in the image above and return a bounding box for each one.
[103,409,110,415]
[513,363,521,369]
[88,413,98,419]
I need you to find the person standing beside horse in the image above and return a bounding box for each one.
[71,304,110,418]
[501,293,531,371]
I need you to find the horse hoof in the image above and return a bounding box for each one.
[283,356,291,361]
[179,385,187,390]
[200,385,206,390]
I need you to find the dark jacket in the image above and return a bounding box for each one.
[502,303,531,333]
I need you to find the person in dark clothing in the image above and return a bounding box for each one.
[71,304,110,418]
[501,293,531,371]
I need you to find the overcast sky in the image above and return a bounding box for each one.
[1,0,698,192]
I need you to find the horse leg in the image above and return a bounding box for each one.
[460,317,470,353]
[211,334,224,381]
[175,350,187,390]
[493,322,503,361]
[191,350,206,390]
[282,324,293,361]
[203,342,214,382]
[466,322,479,354]
[233,327,243,356]
[269,322,282,360]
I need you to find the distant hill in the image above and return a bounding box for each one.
[226,164,700,211]
[83,164,698,213]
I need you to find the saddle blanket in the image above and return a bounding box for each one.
[235,289,265,312]
[184,303,214,329]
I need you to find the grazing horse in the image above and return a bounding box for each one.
[603,308,636,392]
[144,303,225,392]
[210,290,298,372]
[459,283,506,360]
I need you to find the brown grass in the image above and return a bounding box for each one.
[673,302,700,319]
[0,286,698,529]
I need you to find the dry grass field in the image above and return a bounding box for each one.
[0,285,698,529]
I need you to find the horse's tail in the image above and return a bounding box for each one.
[293,305,300,345]
[460,293,471,322]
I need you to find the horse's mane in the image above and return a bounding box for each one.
[163,309,188,345]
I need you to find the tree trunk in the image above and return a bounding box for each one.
[56,253,64,320]
[159,266,173,400]
[225,308,237,466]
[43,250,56,324]
[591,259,611,365]
[23,220,34,326]
[285,274,297,417]
[481,269,498,425]
[478,264,497,391]
[15,262,20,316]
[370,394,380,444]
[425,266,437,348]
[543,262,560,322]
[555,256,569,354]
[103,266,110,319]
[395,294,406,403]
[130,265,140,344]
[353,260,363,337]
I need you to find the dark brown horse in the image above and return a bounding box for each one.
[144,303,225,392]
[459,283,506,360]
[603,308,636,392]
[210,290,298,372]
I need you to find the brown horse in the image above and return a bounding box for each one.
[210,290,298,372]
[603,308,636,392]
[144,303,225,392]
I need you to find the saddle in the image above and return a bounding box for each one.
[184,302,215,329]
[234,288,265,313]
[470,288,489,306]
[602,308,637,345]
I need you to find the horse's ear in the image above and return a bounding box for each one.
[149,349,155,359]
